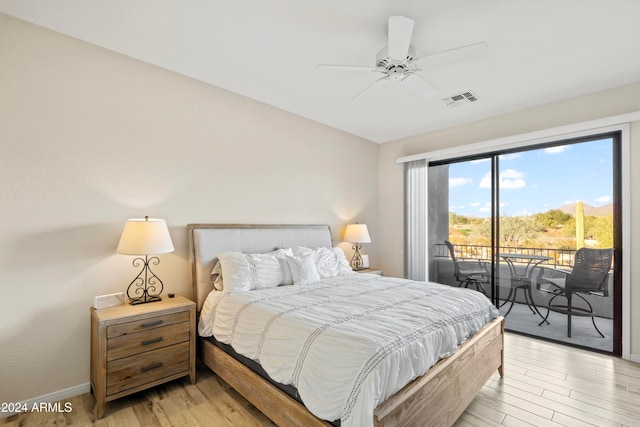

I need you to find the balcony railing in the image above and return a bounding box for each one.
[434,243,578,269]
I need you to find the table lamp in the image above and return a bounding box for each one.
[343,223,371,271]
[116,216,174,305]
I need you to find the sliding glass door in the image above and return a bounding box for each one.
[427,133,621,354]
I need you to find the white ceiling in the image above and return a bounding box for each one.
[2,1,640,143]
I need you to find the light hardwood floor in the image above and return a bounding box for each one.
[2,333,640,427]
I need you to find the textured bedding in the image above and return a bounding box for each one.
[198,273,499,427]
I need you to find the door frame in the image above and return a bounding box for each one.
[399,115,633,360]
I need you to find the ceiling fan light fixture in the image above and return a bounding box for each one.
[387,65,405,79]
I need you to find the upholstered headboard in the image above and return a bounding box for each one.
[187,224,333,311]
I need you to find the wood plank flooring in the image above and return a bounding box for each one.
[2,333,639,426]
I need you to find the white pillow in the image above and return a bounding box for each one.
[212,248,294,289]
[272,248,294,285]
[217,252,282,291]
[332,247,356,275]
[293,246,355,278]
[286,254,321,285]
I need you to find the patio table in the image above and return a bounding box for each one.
[499,253,552,323]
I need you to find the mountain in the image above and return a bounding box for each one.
[558,202,612,217]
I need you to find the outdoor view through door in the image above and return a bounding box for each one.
[428,133,621,354]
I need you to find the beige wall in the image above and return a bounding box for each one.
[0,13,379,404]
[379,82,640,357]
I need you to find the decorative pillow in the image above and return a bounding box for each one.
[292,246,334,278]
[332,247,356,275]
[286,254,321,285]
[272,248,294,285]
[293,246,355,278]
[217,252,282,291]
[210,260,224,290]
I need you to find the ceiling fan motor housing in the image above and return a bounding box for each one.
[376,45,417,79]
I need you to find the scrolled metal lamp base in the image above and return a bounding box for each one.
[351,243,365,271]
[126,255,164,305]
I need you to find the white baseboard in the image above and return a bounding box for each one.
[629,353,640,364]
[0,382,90,419]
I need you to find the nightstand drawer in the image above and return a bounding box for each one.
[107,321,190,361]
[106,341,190,395]
[107,310,189,339]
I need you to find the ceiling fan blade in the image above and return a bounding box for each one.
[317,64,382,73]
[415,41,488,70]
[401,73,439,99]
[351,76,388,101]
[388,16,414,61]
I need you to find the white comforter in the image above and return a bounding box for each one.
[199,273,499,427]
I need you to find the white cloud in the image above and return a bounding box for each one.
[479,169,525,190]
[469,202,481,207]
[594,195,611,203]
[499,153,521,161]
[449,177,473,188]
[544,146,567,154]
[479,173,490,188]
[500,169,525,189]
[501,169,523,179]
[470,158,490,164]
[501,178,526,190]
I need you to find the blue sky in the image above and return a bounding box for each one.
[448,138,614,217]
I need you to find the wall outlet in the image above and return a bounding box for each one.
[94,292,125,309]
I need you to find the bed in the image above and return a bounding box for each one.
[188,224,504,427]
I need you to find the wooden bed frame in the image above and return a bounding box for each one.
[188,224,504,427]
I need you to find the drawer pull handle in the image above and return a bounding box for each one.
[141,320,163,328]
[141,337,163,346]
[140,320,162,328]
[141,362,163,373]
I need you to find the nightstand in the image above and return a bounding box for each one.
[357,268,383,275]
[90,295,196,419]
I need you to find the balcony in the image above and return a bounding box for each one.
[433,243,613,352]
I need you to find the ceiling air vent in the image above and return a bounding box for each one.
[443,91,479,107]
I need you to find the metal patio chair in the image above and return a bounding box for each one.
[537,247,614,338]
[445,240,489,295]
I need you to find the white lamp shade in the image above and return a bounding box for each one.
[116,217,175,255]
[343,223,371,243]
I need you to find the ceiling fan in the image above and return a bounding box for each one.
[317,16,488,101]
